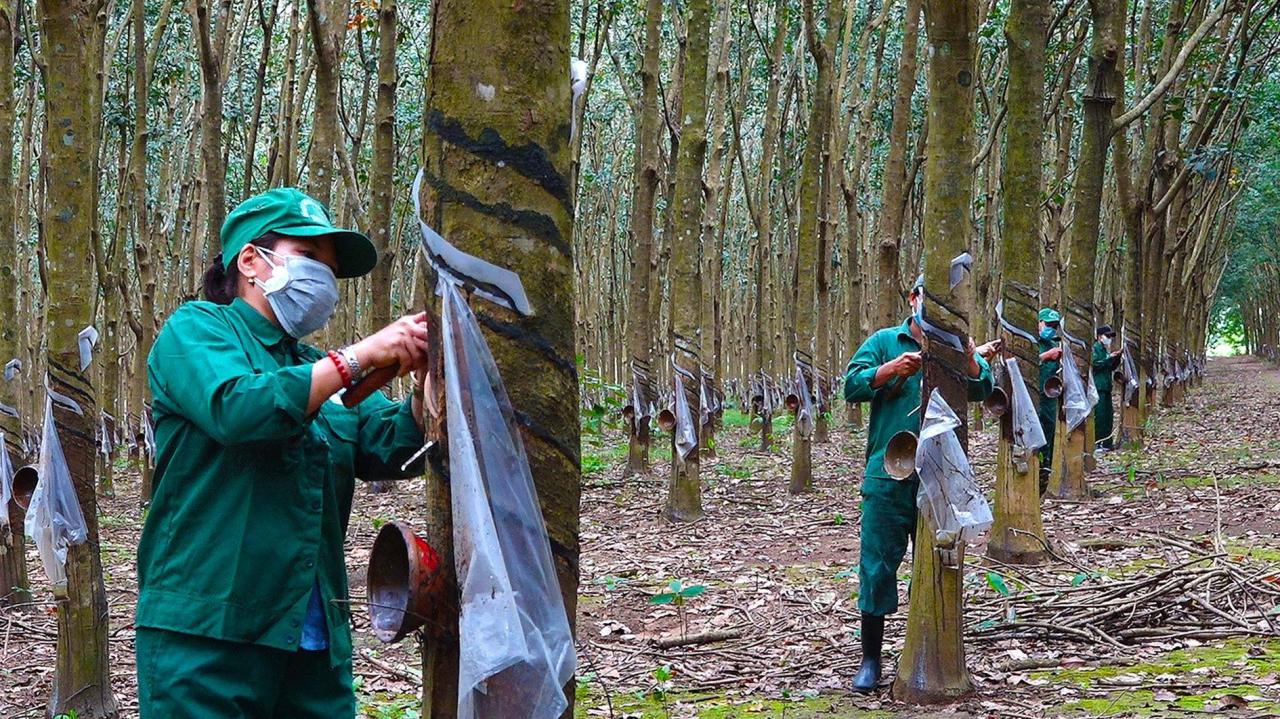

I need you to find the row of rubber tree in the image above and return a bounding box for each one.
[598,0,1272,705]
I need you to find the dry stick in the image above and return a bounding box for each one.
[651,628,745,649]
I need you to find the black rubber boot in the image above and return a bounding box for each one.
[852,612,884,692]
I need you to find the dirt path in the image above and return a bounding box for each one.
[2,356,1279,718]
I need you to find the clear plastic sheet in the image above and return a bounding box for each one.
[794,365,815,439]
[1122,346,1139,403]
[25,398,89,589]
[915,389,993,545]
[1005,358,1046,452]
[672,371,698,460]
[0,432,12,528]
[440,279,575,719]
[1059,342,1094,432]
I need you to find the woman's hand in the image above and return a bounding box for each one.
[352,312,431,378]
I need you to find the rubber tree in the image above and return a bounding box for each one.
[791,0,841,494]
[623,0,662,476]
[0,0,30,609]
[664,0,711,522]
[743,0,788,452]
[418,0,579,713]
[306,0,350,207]
[366,0,398,495]
[1048,0,1122,501]
[872,0,921,330]
[37,1,120,715]
[987,0,1050,565]
[190,0,232,254]
[894,0,978,703]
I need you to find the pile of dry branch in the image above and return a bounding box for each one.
[970,532,1280,648]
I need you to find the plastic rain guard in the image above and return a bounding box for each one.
[672,372,698,460]
[1059,340,1095,432]
[0,432,12,528]
[915,389,993,545]
[440,279,575,719]
[25,398,89,589]
[1004,358,1046,452]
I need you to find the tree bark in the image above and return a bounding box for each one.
[663,0,711,522]
[191,0,232,254]
[0,0,31,610]
[37,0,120,715]
[790,0,841,494]
[624,0,663,476]
[988,0,1050,565]
[895,0,979,704]
[306,0,349,206]
[420,0,579,714]
[873,0,921,329]
[1048,0,1122,501]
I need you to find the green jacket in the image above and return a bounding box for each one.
[138,298,426,668]
[843,318,993,482]
[1092,340,1120,392]
[1038,331,1060,393]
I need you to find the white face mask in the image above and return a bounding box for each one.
[255,245,340,338]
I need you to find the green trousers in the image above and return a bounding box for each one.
[857,477,918,617]
[1037,397,1058,465]
[1094,390,1114,447]
[136,627,355,718]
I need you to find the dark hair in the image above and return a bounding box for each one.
[201,234,282,304]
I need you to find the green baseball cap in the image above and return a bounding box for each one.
[220,188,377,279]
[1038,308,1062,324]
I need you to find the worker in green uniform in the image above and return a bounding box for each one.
[1036,308,1065,487]
[1092,325,1122,450]
[136,188,433,717]
[842,279,993,692]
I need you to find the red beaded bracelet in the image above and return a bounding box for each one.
[327,350,353,388]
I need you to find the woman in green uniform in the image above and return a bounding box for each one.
[1036,308,1064,486]
[136,189,432,717]
[1091,325,1122,450]
[842,280,993,692]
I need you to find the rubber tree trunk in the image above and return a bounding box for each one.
[791,0,840,494]
[0,0,30,609]
[419,0,579,713]
[873,0,921,330]
[366,0,398,495]
[191,0,231,255]
[663,0,711,522]
[1048,0,1121,501]
[37,1,120,715]
[748,0,787,453]
[305,0,349,207]
[894,0,978,704]
[987,0,1050,565]
[624,0,662,477]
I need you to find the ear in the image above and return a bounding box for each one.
[236,244,260,280]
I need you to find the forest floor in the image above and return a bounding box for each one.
[3,356,1280,718]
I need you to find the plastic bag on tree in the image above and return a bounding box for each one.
[672,371,698,460]
[793,365,815,438]
[1004,358,1046,453]
[440,279,575,719]
[915,389,993,545]
[1058,342,1093,432]
[24,398,89,589]
[0,432,12,528]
